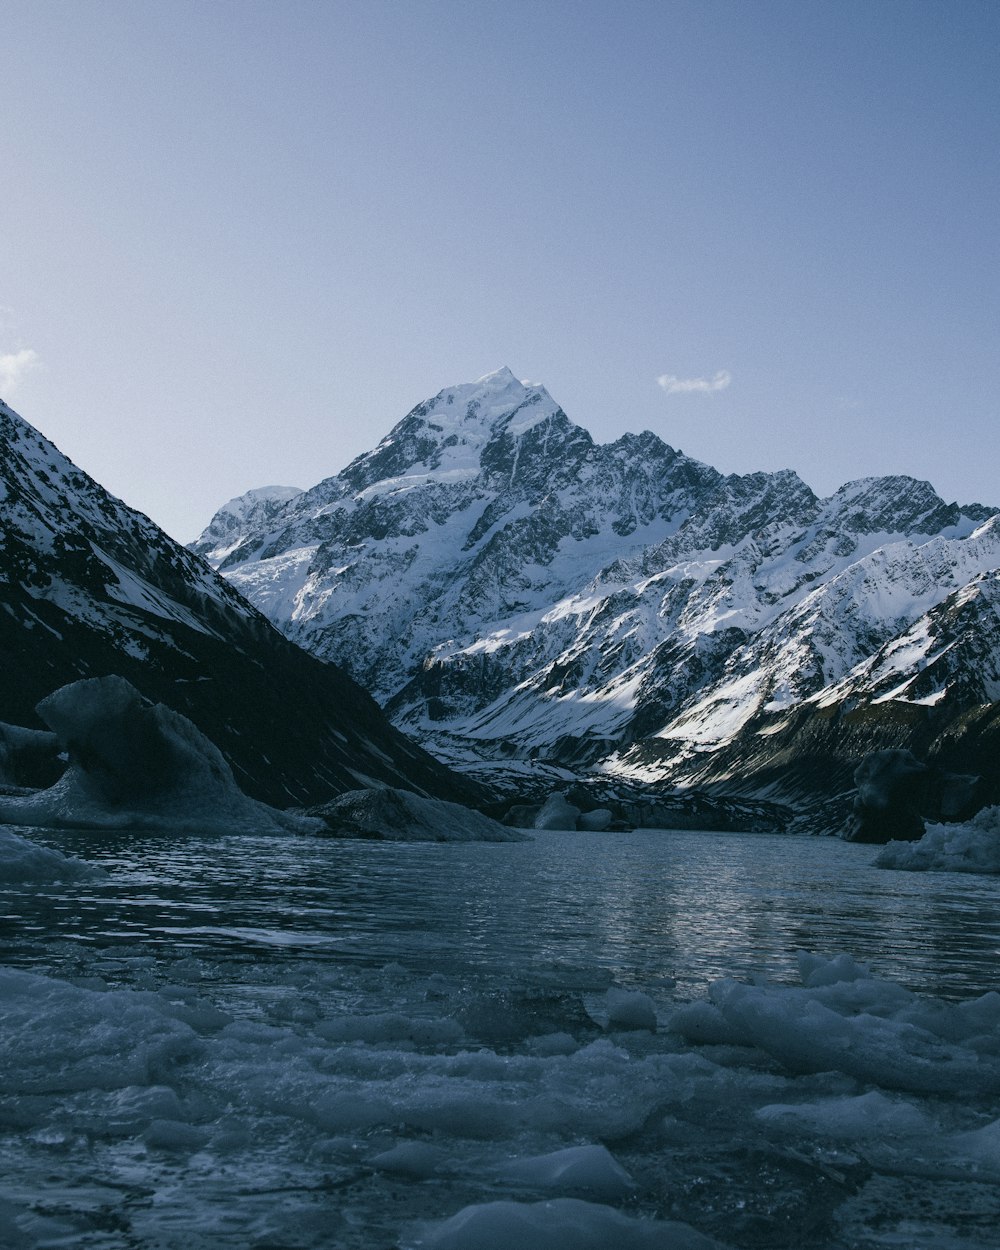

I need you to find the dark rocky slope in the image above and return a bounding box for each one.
[0,398,478,807]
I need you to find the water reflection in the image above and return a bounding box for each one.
[3,826,999,1001]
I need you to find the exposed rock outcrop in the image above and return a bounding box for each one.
[0,396,479,808]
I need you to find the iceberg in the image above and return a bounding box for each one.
[843,749,926,843]
[605,986,658,1032]
[875,805,1000,873]
[307,787,529,842]
[0,721,61,789]
[0,676,321,835]
[533,792,582,830]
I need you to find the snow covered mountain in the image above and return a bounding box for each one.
[188,484,303,564]
[0,397,475,806]
[193,368,1000,801]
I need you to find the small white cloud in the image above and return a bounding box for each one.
[0,347,41,395]
[656,369,731,395]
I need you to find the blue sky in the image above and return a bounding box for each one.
[2,0,997,540]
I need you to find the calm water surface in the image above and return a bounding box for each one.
[4,826,998,1000]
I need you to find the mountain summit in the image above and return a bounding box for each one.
[192,370,1000,802]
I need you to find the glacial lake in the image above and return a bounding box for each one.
[2,826,1000,1249]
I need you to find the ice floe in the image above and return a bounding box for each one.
[405,1197,725,1249]
[2,934,999,1246]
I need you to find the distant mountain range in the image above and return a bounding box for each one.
[192,367,1000,807]
[0,398,474,807]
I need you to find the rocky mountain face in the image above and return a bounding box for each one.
[0,398,476,807]
[194,368,1000,805]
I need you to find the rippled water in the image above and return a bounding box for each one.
[5,827,999,997]
[2,826,1000,1249]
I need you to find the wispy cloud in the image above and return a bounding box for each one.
[656,369,731,395]
[0,347,41,395]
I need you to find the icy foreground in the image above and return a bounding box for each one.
[2,936,1000,1248]
[0,676,320,835]
[875,805,1000,873]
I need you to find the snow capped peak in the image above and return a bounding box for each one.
[431,366,559,426]
[241,484,303,504]
[475,365,520,387]
[215,484,304,519]
[189,366,1000,806]
[190,484,304,564]
[319,368,569,495]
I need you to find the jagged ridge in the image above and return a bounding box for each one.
[192,369,999,801]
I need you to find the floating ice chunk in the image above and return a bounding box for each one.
[406,1197,725,1249]
[694,972,1000,1096]
[370,1141,450,1177]
[457,986,595,1045]
[534,793,582,830]
[875,806,1000,873]
[309,787,529,842]
[316,1013,464,1046]
[949,1116,1000,1166]
[0,967,200,1097]
[496,1144,636,1199]
[0,828,105,882]
[796,951,870,987]
[606,987,658,1031]
[0,720,61,788]
[667,1000,748,1047]
[0,676,320,835]
[756,1090,933,1139]
[85,1085,188,1137]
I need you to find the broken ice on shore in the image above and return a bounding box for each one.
[2,941,999,1248]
